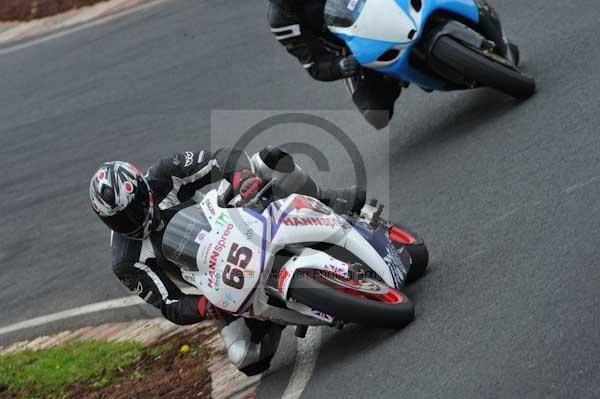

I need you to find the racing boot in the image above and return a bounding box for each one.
[219,317,284,376]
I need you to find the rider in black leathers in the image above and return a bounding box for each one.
[268,0,403,129]
[267,0,517,130]
[90,146,365,375]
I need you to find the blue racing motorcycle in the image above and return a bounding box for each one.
[325,0,535,99]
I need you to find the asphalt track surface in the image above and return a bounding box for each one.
[1,0,599,398]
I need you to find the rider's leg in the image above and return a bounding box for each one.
[476,0,519,64]
[251,146,366,213]
[351,69,402,130]
[218,317,284,376]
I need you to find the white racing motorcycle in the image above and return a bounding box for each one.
[162,180,429,335]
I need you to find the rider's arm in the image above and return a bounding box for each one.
[268,1,345,82]
[145,147,253,205]
[111,235,223,324]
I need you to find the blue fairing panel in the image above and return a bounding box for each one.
[331,0,480,90]
[337,33,404,65]
[422,0,480,25]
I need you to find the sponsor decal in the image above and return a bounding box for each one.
[384,243,408,288]
[347,0,359,11]
[323,263,349,278]
[207,223,235,289]
[202,242,213,266]
[184,151,194,167]
[214,212,232,227]
[205,198,216,216]
[195,231,206,245]
[132,281,143,295]
[282,216,349,229]
[222,243,254,290]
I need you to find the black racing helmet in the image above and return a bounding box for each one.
[89,161,157,240]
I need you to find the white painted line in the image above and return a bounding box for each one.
[0,285,199,336]
[0,296,145,336]
[0,0,170,55]
[281,326,322,399]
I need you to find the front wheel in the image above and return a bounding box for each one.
[403,243,429,284]
[288,272,415,329]
[431,36,535,99]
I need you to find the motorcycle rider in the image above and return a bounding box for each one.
[89,145,365,376]
[268,0,403,130]
[267,0,520,130]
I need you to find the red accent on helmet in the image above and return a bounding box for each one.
[98,171,106,180]
[123,182,134,193]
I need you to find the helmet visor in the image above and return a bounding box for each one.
[101,178,150,237]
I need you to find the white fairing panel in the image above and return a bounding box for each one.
[270,194,398,291]
[343,227,396,287]
[329,0,418,44]
[192,191,266,313]
[269,195,348,249]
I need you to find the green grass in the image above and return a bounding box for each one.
[0,340,146,399]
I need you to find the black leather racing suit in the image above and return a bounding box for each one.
[111,147,251,325]
[267,0,402,129]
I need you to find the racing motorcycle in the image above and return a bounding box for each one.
[162,180,429,335]
[325,0,535,99]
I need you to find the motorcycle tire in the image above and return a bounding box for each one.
[403,243,429,284]
[431,36,535,99]
[288,272,415,329]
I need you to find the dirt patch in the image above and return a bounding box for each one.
[65,328,215,399]
[0,0,110,22]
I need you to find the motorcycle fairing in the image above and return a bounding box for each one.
[327,0,480,90]
[345,218,409,288]
[187,191,267,314]
[277,247,351,299]
[268,194,402,289]
[164,191,409,320]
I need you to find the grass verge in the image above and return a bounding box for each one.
[0,326,214,399]
[0,340,166,398]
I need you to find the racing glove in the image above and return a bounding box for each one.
[232,169,264,201]
[337,55,361,78]
[197,296,225,320]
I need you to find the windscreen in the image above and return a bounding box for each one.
[162,205,212,272]
[324,0,366,28]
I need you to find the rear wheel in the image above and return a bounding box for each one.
[288,271,415,329]
[431,36,535,99]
